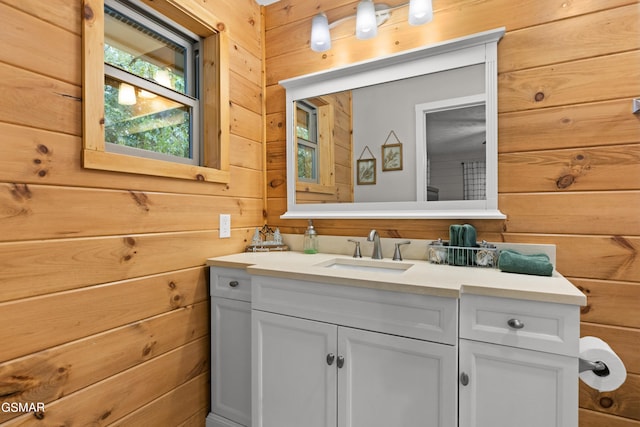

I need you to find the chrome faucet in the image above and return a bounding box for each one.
[367,229,383,259]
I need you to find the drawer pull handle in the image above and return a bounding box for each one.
[337,355,345,369]
[507,318,525,329]
[229,280,239,288]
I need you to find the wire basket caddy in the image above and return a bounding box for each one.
[427,240,499,268]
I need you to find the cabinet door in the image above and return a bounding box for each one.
[459,339,578,427]
[211,297,252,426]
[253,310,337,427]
[338,327,457,427]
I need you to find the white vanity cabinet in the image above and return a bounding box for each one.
[458,294,580,427]
[207,267,252,427]
[251,275,458,427]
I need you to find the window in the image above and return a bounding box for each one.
[82,0,229,182]
[294,97,335,195]
[296,101,318,182]
[104,0,200,165]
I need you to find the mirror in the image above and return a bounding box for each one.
[280,28,505,219]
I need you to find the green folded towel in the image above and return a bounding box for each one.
[498,249,553,276]
[449,224,477,265]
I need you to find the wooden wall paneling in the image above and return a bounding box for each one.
[230,134,264,170]
[502,234,640,282]
[266,111,286,143]
[0,183,263,241]
[2,337,209,426]
[0,63,81,135]
[0,301,208,422]
[499,51,640,113]
[499,192,640,235]
[571,278,640,329]
[228,38,263,87]
[109,373,209,426]
[0,0,81,34]
[579,409,640,427]
[0,2,80,84]
[230,101,263,142]
[0,230,241,302]
[0,0,265,423]
[0,268,207,361]
[499,99,640,153]
[498,4,640,73]
[579,373,640,421]
[499,145,640,192]
[230,69,263,114]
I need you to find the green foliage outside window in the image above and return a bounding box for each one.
[104,42,191,159]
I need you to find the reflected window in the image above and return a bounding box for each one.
[296,101,318,182]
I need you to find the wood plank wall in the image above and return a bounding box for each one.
[0,0,264,424]
[264,0,640,425]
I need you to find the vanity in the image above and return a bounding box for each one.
[205,243,586,427]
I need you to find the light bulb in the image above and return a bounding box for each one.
[356,0,377,40]
[409,0,433,26]
[310,13,331,52]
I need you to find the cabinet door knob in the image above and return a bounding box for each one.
[507,318,525,329]
[229,280,239,288]
[337,355,345,369]
[326,353,335,366]
[460,372,469,386]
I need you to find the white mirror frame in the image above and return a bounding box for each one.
[280,28,506,219]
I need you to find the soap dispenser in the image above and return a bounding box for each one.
[303,219,319,254]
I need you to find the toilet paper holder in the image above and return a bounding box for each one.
[579,358,610,376]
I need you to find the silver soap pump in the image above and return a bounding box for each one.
[303,219,319,254]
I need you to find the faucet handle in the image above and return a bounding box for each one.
[347,239,362,258]
[393,240,411,261]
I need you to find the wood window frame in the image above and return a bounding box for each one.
[295,97,335,195]
[82,0,230,183]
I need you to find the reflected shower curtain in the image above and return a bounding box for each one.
[462,161,486,200]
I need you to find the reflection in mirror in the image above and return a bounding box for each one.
[416,96,486,202]
[280,28,505,218]
[294,92,353,204]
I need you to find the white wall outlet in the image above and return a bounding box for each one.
[219,214,231,238]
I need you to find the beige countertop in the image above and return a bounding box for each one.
[207,250,586,306]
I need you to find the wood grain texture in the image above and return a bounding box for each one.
[2,337,209,426]
[0,0,264,423]
[499,99,640,153]
[499,145,640,192]
[572,278,640,329]
[0,301,208,422]
[0,268,207,362]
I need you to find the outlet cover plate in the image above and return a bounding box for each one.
[219,214,231,238]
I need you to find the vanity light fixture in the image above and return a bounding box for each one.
[310,0,433,52]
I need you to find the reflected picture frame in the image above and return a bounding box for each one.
[357,158,376,185]
[382,143,403,171]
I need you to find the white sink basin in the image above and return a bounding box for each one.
[315,258,414,275]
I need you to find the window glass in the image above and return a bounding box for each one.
[296,102,318,182]
[103,1,200,165]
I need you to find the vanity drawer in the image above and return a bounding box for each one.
[210,267,252,302]
[460,294,579,356]
[252,275,458,345]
